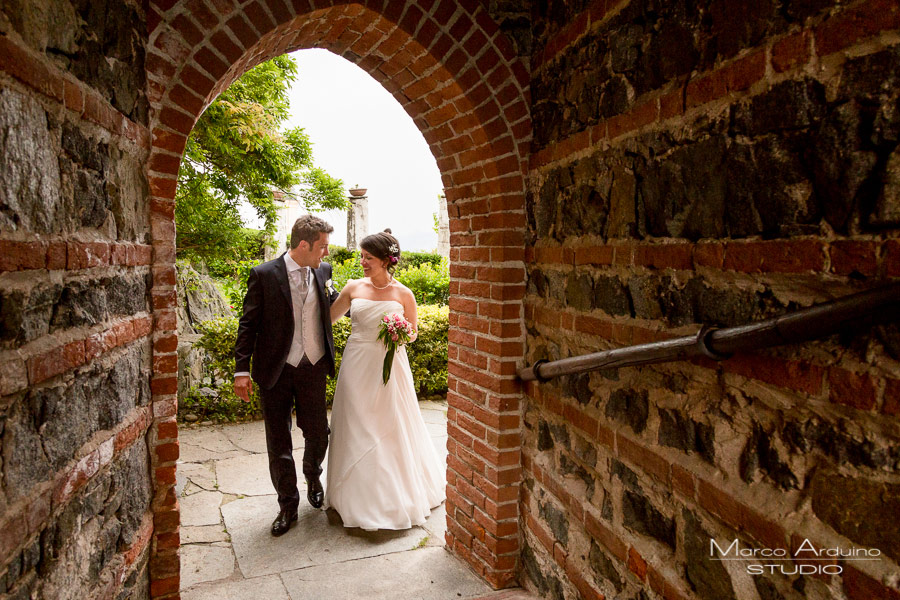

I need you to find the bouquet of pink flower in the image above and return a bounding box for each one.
[377,312,416,384]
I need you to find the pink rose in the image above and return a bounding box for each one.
[391,333,399,341]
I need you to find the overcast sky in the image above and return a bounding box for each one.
[254,48,445,252]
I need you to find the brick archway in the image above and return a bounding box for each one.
[144,2,530,596]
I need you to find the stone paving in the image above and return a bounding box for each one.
[177,400,534,600]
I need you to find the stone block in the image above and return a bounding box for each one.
[811,471,900,562]
[0,88,64,234]
[658,409,716,465]
[683,510,737,600]
[621,486,677,548]
[565,272,593,311]
[538,499,568,546]
[604,388,648,434]
[592,275,630,317]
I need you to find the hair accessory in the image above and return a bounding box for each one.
[388,244,399,254]
[390,256,399,264]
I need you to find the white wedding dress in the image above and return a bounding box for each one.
[325,298,446,530]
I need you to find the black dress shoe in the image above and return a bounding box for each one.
[307,477,324,509]
[271,509,298,536]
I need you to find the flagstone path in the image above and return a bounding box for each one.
[176,400,536,600]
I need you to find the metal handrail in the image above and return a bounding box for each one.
[518,282,900,382]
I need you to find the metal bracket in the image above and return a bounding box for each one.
[531,359,552,382]
[695,325,731,361]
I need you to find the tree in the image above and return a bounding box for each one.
[175,54,347,262]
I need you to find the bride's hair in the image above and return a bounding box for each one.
[360,229,401,274]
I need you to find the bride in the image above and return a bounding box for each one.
[325,229,446,530]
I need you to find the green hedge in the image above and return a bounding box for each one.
[180,305,449,421]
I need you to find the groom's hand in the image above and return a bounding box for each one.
[234,375,252,402]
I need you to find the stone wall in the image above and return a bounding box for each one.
[523,1,900,599]
[0,1,155,598]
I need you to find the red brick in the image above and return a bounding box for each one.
[156,441,180,463]
[721,354,824,396]
[574,245,614,266]
[724,240,825,273]
[46,242,67,270]
[815,0,900,57]
[884,379,900,415]
[722,49,765,92]
[28,345,68,384]
[635,243,693,270]
[671,464,695,499]
[627,546,648,581]
[149,575,180,597]
[842,564,900,600]
[0,240,46,271]
[617,434,670,485]
[741,506,786,550]
[697,479,742,530]
[659,88,683,120]
[686,73,727,109]
[584,511,627,561]
[885,239,900,277]
[772,31,810,73]
[110,243,128,265]
[133,315,153,337]
[63,78,84,113]
[151,376,178,395]
[155,309,178,332]
[153,353,178,374]
[157,419,178,441]
[830,240,877,276]
[693,242,724,268]
[115,415,151,453]
[0,511,28,565]
[132,244,153,265]
[0,35,64,103]
[828,367,876,410]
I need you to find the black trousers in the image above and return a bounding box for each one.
[260,358,329,512]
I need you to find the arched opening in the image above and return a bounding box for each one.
[145,2,530,595]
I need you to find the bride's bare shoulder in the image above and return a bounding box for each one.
[341,278,363,294]
[395,281,416,300]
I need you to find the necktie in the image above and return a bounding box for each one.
[298,267,309,297]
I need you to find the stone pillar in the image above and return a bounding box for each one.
[436,193,450,258]
[269,190,300,260]
[347,188,369,250]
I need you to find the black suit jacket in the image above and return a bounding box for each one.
[234,255,340,390]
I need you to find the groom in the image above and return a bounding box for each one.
[234,214,340,536]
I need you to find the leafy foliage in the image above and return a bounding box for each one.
[328,245,356,265]
[395,259,450,305]
[404,305,450,396]
[331,255,364,290]
[176,55,347,263]
[399,250,444,270]
[205,258,261,312]
[179,317,262,422]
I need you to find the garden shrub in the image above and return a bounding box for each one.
[399,250,443,269]
[328,244,356,265]
[404,304,450,396]
[179,316,262,422]
[395,259,449,306]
